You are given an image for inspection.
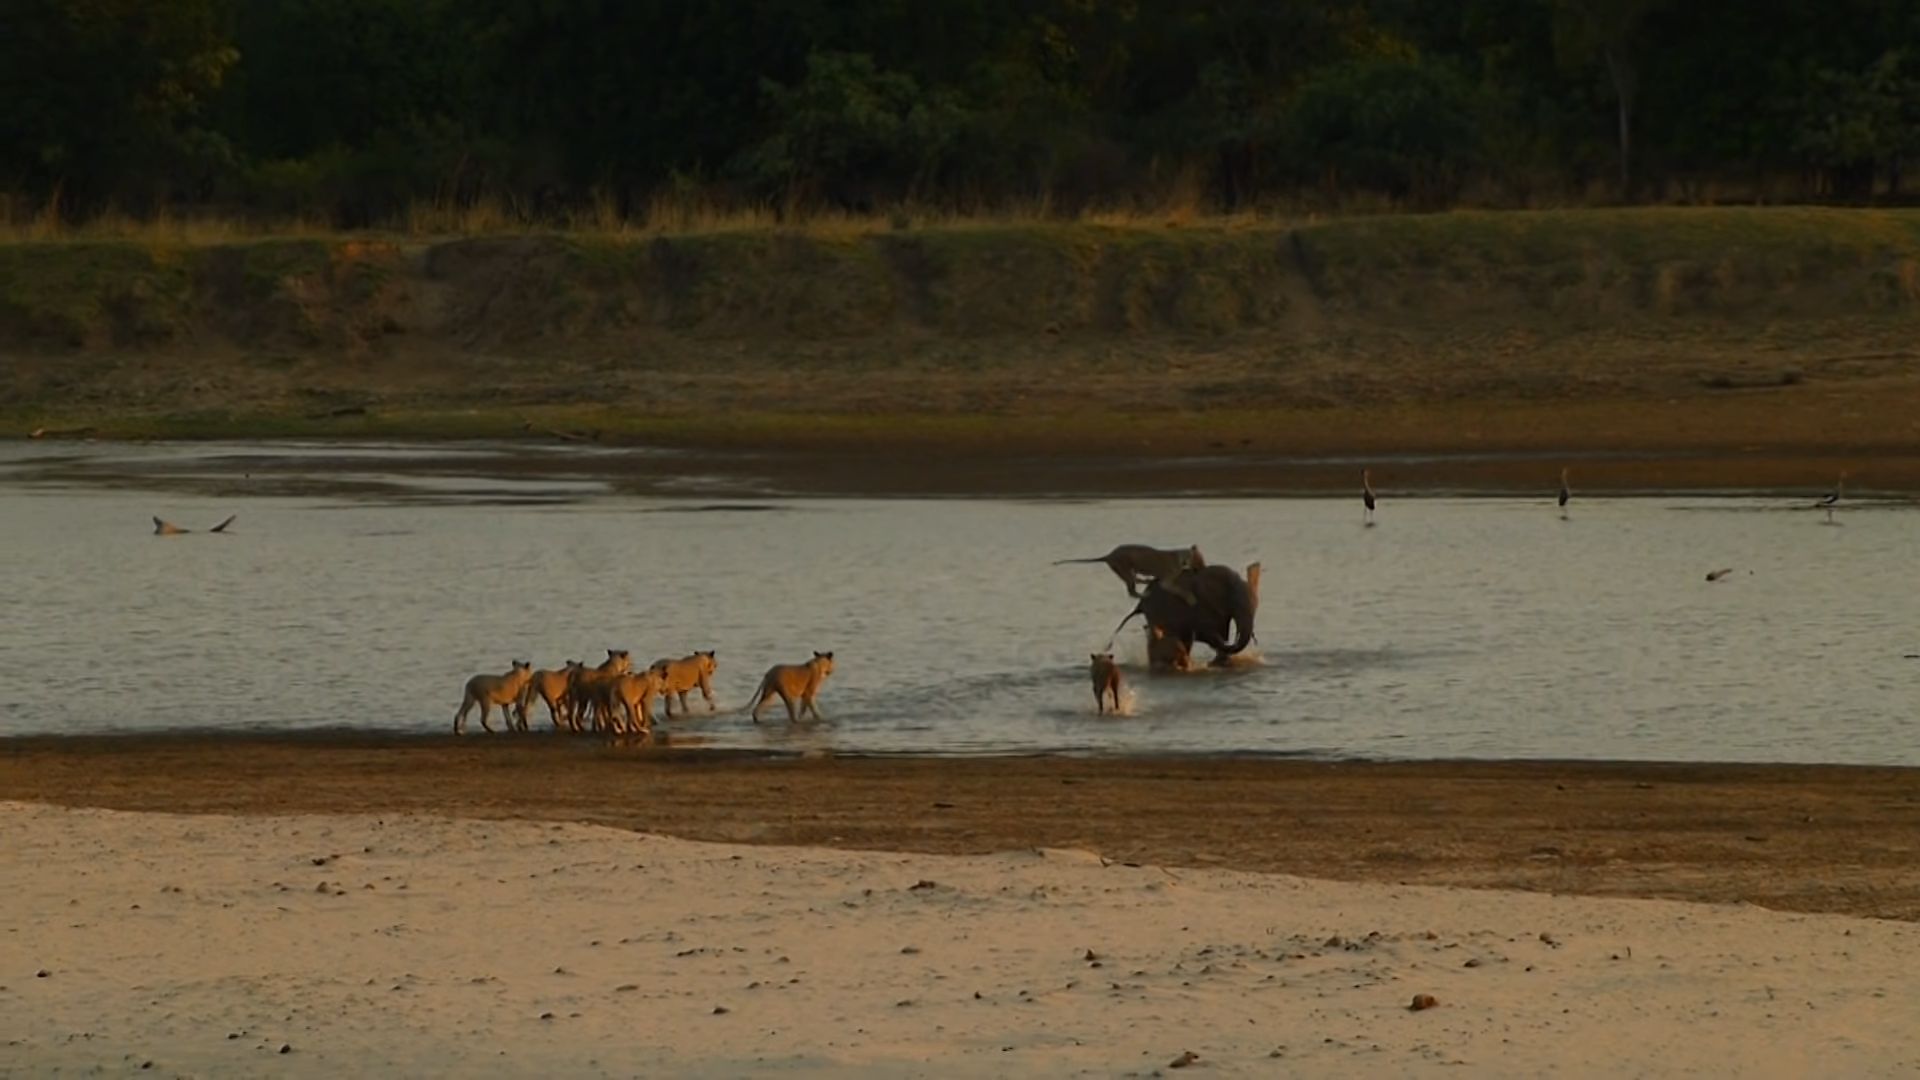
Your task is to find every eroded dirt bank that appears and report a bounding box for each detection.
[4,210,1919,486]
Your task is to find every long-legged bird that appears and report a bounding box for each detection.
[1814,472,1845,524]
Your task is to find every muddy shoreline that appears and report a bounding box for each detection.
[6,433,1917,498]
[7,734,1918,920]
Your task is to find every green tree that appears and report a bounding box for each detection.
[0,0,238,208]
[1794,50,1920,198]
[1552,0,1663,195]
[741,52,966,208]
[1281,54,1482,205]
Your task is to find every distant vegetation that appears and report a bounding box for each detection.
[2,0,1918,231]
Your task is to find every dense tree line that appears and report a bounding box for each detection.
[2,0,1917,224]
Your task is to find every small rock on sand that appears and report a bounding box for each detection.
[1410,994,1439,1011]
[1170,1049,1200,1068]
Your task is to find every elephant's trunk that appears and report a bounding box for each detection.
[1220,580,1255,656]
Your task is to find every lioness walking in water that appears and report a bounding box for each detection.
[650,651,718,717]
[605,667,667,736]
[569,650,632,732]
[455,660,534,735]
[1054,544,1204,603]
[748,652,835,724]
[1089,653,1124,714]
[523,660,584,732]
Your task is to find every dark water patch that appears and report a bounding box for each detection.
[642,503,789,514]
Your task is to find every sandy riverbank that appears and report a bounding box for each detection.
[3,800,1916,1077]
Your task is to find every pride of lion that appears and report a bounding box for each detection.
[453,648,839,737]
[452,539,1251,735]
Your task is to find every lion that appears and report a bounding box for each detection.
[1146,624,1193,672]
[604,667,667,736]
[1053,544,1204,603]
[522,660,584,732]
[748,651,835,724]
[1089,653,1124,714]
[650,650,718,718]
[569,649,632,732]
[454,660,534,735]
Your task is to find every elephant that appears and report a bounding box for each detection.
[1115,563,1260,666]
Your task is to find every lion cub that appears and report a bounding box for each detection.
[650,650,718,717]
[455,660,534,735]
[748,651,835,724]
[1089,653,1124,714]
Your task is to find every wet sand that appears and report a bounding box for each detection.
[8,432,1919,501]
[12,373,1920,496]
[6,735,1918,921]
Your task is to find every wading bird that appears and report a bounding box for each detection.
[1362,469,1377,526]
[1557,468,1571,520]
[1814,473,1845,524]
[152,514,237,536]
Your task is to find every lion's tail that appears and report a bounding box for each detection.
[736,675,770,717]
[1052,556,1109,566]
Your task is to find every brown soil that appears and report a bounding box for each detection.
[7,736,1918,921]
[6,216,1920,491]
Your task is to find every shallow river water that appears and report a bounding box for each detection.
[2,441,1915,763]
